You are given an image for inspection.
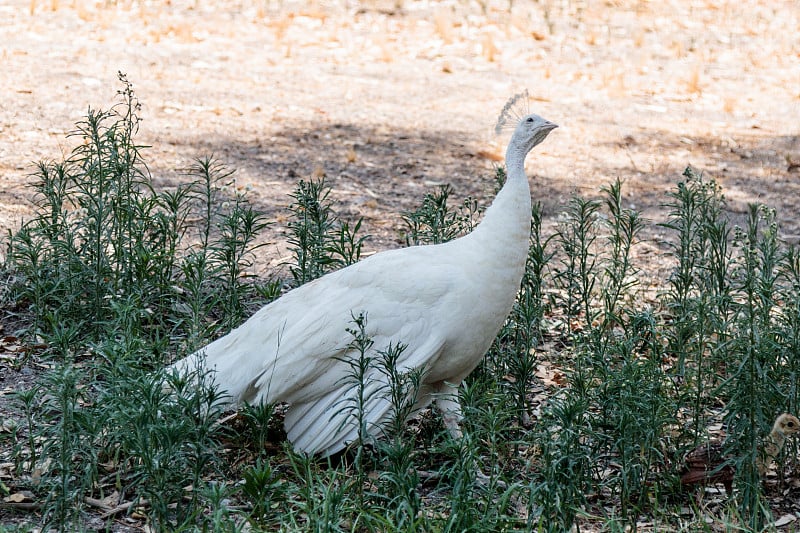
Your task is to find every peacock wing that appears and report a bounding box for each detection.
[263,251,457,455]
[281,327,447,456]
[199,246,456,404]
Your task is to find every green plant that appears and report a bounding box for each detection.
[196,481,247,532]
[212,187,270,329]
[14,386,39,476]
[501,202,553,425]
[553,195,600,334]
[778,245,800,416]
[337,312,378,496]
[590,310,673,521]
[287,176,336,284]
[286,175,368,285]
[723,205,784,528]
[530,393,591,532]
[6,74,269,358]
[38,364,99,530]
[660,167,734,441]
[3,75,268,531]
[241,458,285,527]
[40,343,226,530]
[599,178,643,328]
[286,450,355,533]
[238,401,277,453]
[402,183,480,245]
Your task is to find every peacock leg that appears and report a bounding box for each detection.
[433,383,464,439]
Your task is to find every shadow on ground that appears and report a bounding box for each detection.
[148,121,800,264]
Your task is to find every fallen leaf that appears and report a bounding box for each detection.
[4,492,32,503]
[476,149,503,162]
[536,363,567,387]
[101,490,120,508]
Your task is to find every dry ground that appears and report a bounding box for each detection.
[0,0,799,529]
[1,0,798,267]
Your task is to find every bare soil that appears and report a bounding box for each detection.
[1,1,799,261]
[1,0,799,529]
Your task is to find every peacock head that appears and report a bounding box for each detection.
[512,113,558,154]
[495,92,557,156]
[774,413,800,436]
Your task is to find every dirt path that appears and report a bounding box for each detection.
[1,0,799,270]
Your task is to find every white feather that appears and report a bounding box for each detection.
[169,100,557,456]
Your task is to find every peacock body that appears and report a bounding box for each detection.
[169,96,557,456]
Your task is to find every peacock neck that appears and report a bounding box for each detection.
[758,424,789,475]
[467,144,532,264]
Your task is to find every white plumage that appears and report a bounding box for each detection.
[169,97,557,456]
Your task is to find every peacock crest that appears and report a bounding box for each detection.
[494,90,530,135]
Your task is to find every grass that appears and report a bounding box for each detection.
[1,76,800,532]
